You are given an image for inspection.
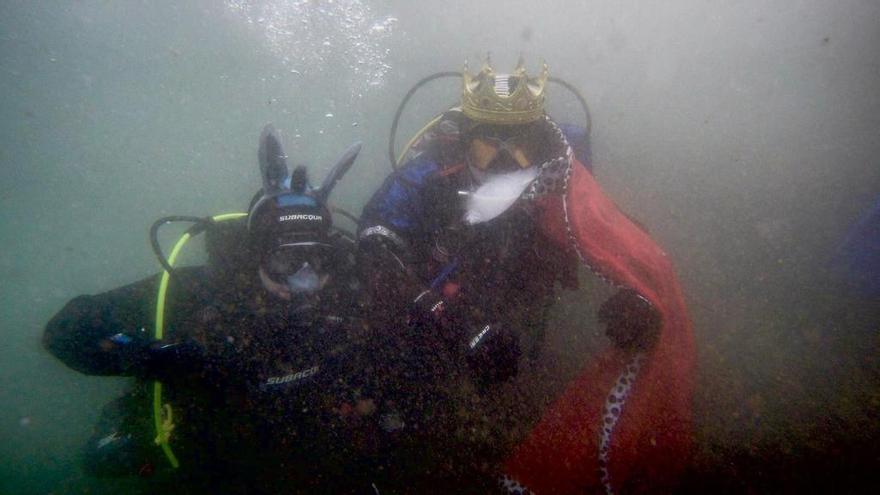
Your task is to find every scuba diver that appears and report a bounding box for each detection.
[359,57,697,493]
[42,125,381,493]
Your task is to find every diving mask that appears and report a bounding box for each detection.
[469,134,533,171]
[264,243,333,294]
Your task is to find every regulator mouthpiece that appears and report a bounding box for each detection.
[287,262,321,293]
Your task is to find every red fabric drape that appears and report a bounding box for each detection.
[504,163,696,493]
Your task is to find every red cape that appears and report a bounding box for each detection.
[503,163,696,493]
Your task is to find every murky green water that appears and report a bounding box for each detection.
[2,1,878,493]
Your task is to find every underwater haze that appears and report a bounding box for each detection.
[2,0,879,493]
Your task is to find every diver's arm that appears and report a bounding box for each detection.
[359,227,521,385]
[360,161,526,385]
[42,267,207,376]
[360,233,524,388]
[357,227,425,318]
[43,275,159,376]
[358,159,437,320]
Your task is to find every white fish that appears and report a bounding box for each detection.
[463,167,538,225]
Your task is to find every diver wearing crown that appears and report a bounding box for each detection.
[361,57,583,373]
[359,57,696,493]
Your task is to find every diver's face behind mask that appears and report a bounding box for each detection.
[466,124,542,175]
[259,243,333,301]
[469,135,531,171]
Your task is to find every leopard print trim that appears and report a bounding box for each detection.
[523,116,574,199]
[498,473,536,494]
[598,353,645,495]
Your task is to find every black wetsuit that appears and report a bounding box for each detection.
[43,225,378,493]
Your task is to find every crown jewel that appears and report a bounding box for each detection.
[461,56,548,125]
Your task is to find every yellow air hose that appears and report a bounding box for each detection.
[152,212,247,468]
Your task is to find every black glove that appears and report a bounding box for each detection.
[409,289,450,325]
[598,289,661,350]
[463,323,521,386]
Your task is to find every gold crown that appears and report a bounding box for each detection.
[461,56,549,125]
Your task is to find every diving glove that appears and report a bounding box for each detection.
[409,289,449,325]
[463,323,520,386]
[598,288,661,350]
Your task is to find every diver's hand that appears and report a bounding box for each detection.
[408,288,449,325]
[411,289,446,318]
[598,289,661,350]
[408,280,463,323]
[136,340,207,381]
[463,323,520,386]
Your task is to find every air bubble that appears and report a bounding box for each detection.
[226,0,396,96]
